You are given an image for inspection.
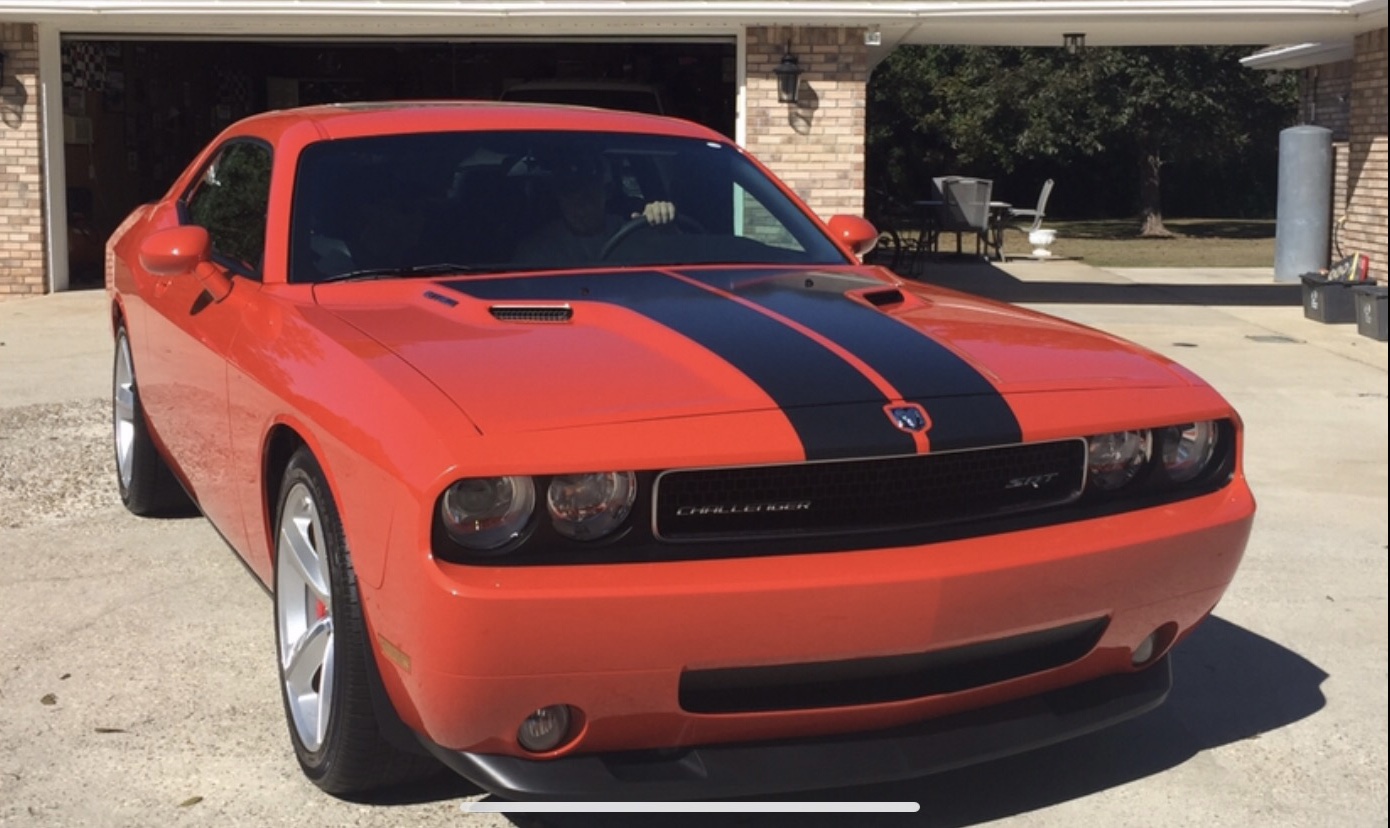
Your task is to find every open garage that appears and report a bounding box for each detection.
[58,36,736,286]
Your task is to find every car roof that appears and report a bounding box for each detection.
[234,100,717,143]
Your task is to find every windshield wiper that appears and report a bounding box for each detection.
[319,263,506,283]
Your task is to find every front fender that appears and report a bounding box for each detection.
[226,289,479,589]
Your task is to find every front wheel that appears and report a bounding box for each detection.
[273,447,436,795]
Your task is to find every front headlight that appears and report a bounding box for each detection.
[1161,421,1218,482]
[1086,430,1152,491]
[440,476,535,550]
[547,472,636,541]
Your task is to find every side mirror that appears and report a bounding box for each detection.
[827,215,879,258]
[137,225,233,302]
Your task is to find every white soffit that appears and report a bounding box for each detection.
[0,0,1385,44]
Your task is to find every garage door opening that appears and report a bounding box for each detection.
[59,37,736,287]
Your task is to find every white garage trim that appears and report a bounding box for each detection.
[735,26,747,147]
[38,22,68,294]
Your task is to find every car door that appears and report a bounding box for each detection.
[137,139,271,553]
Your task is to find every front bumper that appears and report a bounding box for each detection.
[364,481,1251,772]
[420,655,1172,800]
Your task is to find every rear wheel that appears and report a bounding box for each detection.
[112,324,192,516]
[273,447,437,795]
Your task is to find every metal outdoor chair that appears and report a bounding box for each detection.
[933,176,995,258]
[1004,178,1055,235]
[863,187,921,274]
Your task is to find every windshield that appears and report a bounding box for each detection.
[289,131,849,283]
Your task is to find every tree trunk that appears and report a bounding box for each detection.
[1138,149,1174,238]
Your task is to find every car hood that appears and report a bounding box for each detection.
[316,267,1194,456]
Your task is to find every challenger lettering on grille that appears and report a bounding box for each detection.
[1005,472,1061,490]
[676,501,813,517]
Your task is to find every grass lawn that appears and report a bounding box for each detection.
[996,218,1276,268]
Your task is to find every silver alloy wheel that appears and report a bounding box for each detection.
[113,333,137,491]
[276,481,336,753]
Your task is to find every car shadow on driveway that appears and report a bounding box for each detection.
[381,615,1326,826]
[907,260,1303,308]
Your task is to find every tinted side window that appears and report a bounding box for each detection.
[186,141,272,276]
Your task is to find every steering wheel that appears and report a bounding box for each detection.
[599,213,707,260]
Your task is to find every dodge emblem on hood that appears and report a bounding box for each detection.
[887,405,929,433]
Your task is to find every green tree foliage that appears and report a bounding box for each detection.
[867,45,1297,236]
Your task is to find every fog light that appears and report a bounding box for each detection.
[517,705,573,753]
[1132,633,1158,666]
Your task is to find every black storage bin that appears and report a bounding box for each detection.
[1353,284,1388,341]
[1301,275,1358,324]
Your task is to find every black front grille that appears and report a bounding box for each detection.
[680,617,1109,713]
[655,439,1086,540]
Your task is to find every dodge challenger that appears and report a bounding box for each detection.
[106,101,1255,800]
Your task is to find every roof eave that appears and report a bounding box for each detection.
[1240,39,1356,66]
[1,0,1385,45]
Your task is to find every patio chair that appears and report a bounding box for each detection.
[1004,178,1055,235]
[932,176,994,258]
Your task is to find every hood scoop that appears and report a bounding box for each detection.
[488,303,574,324]
[861,287,905,308]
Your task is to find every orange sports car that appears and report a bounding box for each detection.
[106,102,1254,800]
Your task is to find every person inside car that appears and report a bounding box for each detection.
[515,151,676,265]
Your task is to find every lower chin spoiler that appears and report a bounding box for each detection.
[417,655,1172,801]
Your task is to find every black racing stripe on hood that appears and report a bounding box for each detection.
[440,273,916,460]
[678,269,1022,451]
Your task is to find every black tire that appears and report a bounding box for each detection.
[272,447,438,796]
[112,324,193,517]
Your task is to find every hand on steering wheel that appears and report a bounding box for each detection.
[600,205,706,260]
[636,201,677,226]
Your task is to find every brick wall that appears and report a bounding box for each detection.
[1341,27,1388,279]
[745,26,868,220]
[1300,60,1353,141]
[0,23,48,298]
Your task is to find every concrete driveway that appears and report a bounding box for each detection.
[0,263,1385,828]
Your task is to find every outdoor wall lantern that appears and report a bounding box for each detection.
[774,44,803,104]
[1063,33,1086,55]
